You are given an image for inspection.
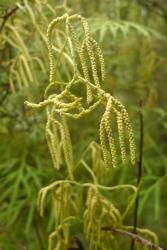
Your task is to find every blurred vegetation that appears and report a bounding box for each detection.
[0,0,167,249]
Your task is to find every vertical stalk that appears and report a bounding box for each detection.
[130,100,144,250]
[34,214,45,250]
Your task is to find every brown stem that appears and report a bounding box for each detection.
[131,100,144,250]
[102,227,164,250]
[0,5,18,32]
[34,215,45,250]
[0,85,9,105]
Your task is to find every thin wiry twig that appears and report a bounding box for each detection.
[131,100,144,249]
[34,215,45,250]
[0,85,9,105]
[102,227,164,250]
[0,6,18,32]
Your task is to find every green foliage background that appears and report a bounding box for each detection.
[0,0,167,249]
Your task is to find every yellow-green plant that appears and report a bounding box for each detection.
[25,13,161,250]
[1,0,73,93]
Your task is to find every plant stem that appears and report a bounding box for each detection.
[130,100,144,250]
[102,227,164,250]
[34,215,45,250]
[0,5,18,32]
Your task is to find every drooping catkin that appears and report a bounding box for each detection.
[90,142,106,184]
[59,116,74,180]
[80,17,101,87]
[99,95,136,167]
[68,22,80,52]
[10,65,22,90]
[116,111,127,164]
[99,118,111,168]
[111,96,136,164]
[53,182,75,224]
[38,187,47,217]
[48,224,69,250]
[68,19,94,103]
[86,37,101,87]
[24,13,137,250]
[80,40,93,103]
[66,17,78,73]
[89,37,105,82]
[104,98,117,168]
[19,60,29,87]
[84,186,121,250]
[20,55,33,82]
[47,15,67,83]
[46,118,61,170]
[25,13,136,174]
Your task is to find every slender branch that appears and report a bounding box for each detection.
[0,6,18,32]
[102,227,164,250]
[0,85,9,105]
[33,215,45,250]
[131,100,144,250]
